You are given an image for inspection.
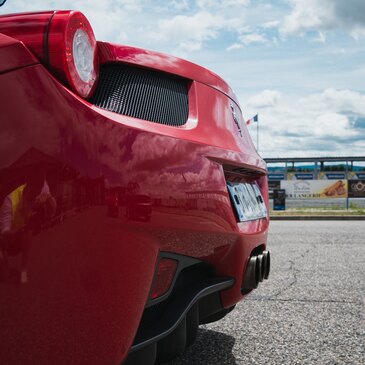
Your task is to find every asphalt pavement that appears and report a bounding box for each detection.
[168,221,365,365]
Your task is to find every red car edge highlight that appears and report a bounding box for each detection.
[0,10,270,365]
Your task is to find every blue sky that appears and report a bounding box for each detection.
[2,0,365,158]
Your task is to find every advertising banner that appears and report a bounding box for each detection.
[281,180,348,199]
[318,172,346,180]
[347,172,365,180]
[348,180,365,198]
[287,173,314,180]
[268,173,285,180]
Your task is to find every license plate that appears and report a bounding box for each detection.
[227,182,267,222]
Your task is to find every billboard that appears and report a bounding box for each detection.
[348,180,365,198]
[281,180,348,199]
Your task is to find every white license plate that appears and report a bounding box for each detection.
[227,182,267,222]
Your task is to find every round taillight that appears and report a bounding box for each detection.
[48,11,98,98]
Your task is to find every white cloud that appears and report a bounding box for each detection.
[244,89,365,157]
[169,0,190,10]
[227,43,244,51]
[238,32,268,46]
[197,0,250,8]
[262,20,280,29]
[247,90,282,108]
[281,0,365,39]
[311,112,352,138]
[350,27,365,41]
[227,32,269,49]
[157,11,229,52]
[298,89,365,115]
[312,32,326,43]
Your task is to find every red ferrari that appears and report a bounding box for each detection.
[0,10,270,365]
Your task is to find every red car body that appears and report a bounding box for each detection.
[0,10,269,365]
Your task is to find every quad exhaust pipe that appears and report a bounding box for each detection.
[242,251,270,290]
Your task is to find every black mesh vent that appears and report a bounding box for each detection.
[90,63,189,126]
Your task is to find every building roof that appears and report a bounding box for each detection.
[264,157,365,163]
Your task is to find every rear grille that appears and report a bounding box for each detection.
[90,63,189,126]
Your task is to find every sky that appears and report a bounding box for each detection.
[1,0,365,158]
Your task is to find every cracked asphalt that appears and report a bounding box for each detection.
[168,221,365,365]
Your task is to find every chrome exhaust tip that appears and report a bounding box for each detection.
[242,256,259,290]
[262,251,270,280]
[242,250,271,291]
[257,254,264,283]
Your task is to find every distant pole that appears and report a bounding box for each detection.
[346,161,349,210]
[257,118,259,152]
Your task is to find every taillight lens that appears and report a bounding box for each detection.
[150,258,178,300]
[0,11,98,98]
[48,11,98,98]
